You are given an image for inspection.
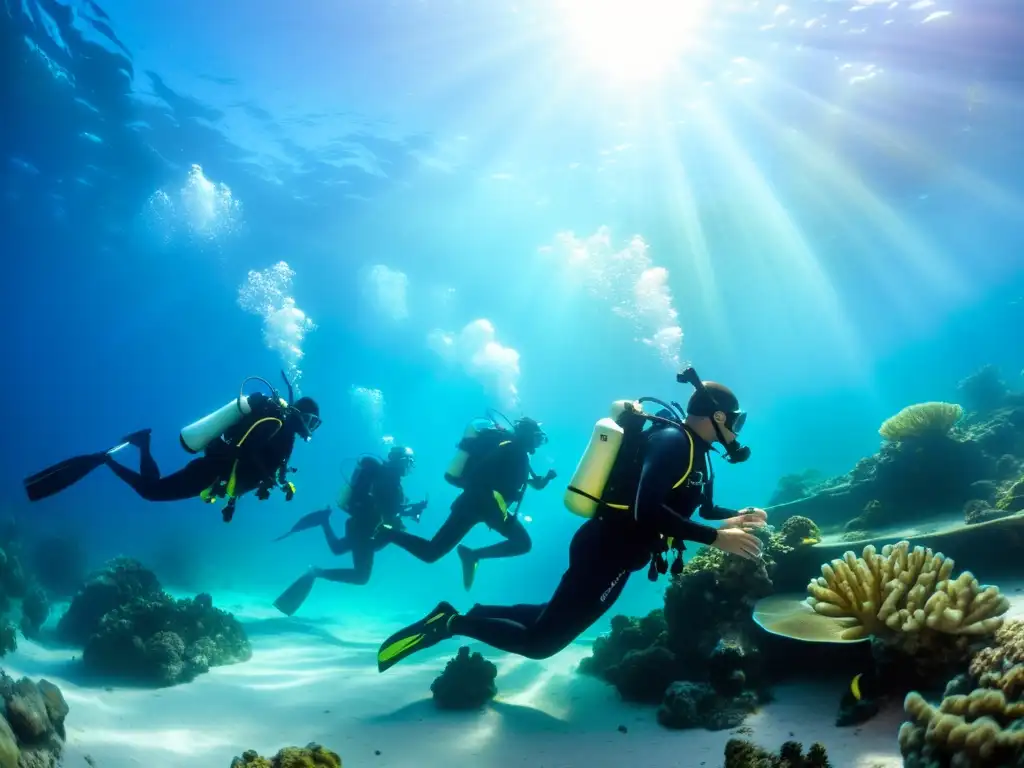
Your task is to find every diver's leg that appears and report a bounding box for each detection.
[464,603,546,625]
[106,455,223,502]
[315,533,375,586]
[322,517,355,557]
[383,496,476,564]
[125,428,159,481]
[468,515,532,562]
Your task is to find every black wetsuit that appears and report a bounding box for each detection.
[105,393,296,502]
[448,424,737,659]
[384,437,545,565]
[315,458,420,586]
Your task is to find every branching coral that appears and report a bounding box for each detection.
[879,402,964,442]
[969,619,1024,700]
[899,689,1024,765]
[806,541,1008,648]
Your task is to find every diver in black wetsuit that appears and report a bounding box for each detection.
[379,417,557,590]
[271,446,429,616]
[376,369,766,672]
[24,374,321,523]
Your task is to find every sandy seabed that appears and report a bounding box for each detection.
[3,594,907,768]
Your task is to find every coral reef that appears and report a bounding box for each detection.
[806,541,1007,662]
[879,402,964,442]
[963,498,1014,526]
[724,738,831,767]
[56,556,162,645]
[430,646,497,710]
[777,516,821,548]
[996,476,1024,512]
[658,681,758,730]
[899,619,1024,765]
[82,592,251,686]
[229,744,341,767]
[580,527,798,728]
[0,530,51,655]
[0,670,69,768]
[768,367,1024,530]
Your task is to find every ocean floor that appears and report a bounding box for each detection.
[2,592,909,768]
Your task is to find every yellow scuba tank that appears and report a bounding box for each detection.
[564,400,641,518]
[444,418,500,487]
[180,396,253,454]
[336,482,352,511]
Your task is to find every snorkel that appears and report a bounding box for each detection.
[677,367,751,464]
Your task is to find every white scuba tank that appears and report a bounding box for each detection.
[180,396,252,454]
[444,419,489,487]
[565,400,643,519]
[336,482,352,512]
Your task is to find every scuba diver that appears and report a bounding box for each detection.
[23,373,321,522]
[377,415,557,591]
[376,368,766,673]
[271,444,429,616]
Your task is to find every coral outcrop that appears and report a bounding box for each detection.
[724,738,831,767]
[230,744,341,767]
[580,526,796,728]
[879,402,964,442]
[806,541,1007,662]
[82,592,251,686]
[768,471,825,507]
[777,515,821,548]
[0,670,69,768]
[430,646,497,710]
[56,556,162,645]
[768,366,1024,531]
[0,528,52,654]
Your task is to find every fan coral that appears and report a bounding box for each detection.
[878,402,964,442]
[806,541,1008,649]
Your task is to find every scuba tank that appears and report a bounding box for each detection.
[564,400,641,518]
[337,456,383,514]
[444,417,506,488]
[180,396,253,454]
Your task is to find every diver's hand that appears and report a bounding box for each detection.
[544,469,557,481]
[711,528,762,561]
[722,508,767,531]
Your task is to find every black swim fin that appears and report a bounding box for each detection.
[23,433,141,503]
[457,546,478,591]
[273,571,317,616]
[273,507,331,542]
[377,601,457,673]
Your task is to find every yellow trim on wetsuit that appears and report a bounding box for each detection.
[493,491,508,521]
[203,416,284,501]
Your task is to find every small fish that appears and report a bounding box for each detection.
[801,537,821,546]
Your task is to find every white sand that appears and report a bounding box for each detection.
[2,595,905,768]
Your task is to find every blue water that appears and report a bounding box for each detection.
[3,0,1024,628]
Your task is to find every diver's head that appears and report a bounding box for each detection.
[387,445,415,476]
[290,396,322,441]
[684,382,749,462]
[513,416,548,455]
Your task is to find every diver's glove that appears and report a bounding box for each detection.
[281,481,296,501]
[256,481,273,501]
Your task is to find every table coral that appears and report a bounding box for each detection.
[879,402,964,442]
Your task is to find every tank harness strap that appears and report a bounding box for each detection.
[202,416,284,521]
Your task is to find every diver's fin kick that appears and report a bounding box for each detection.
[457,546,477,591]
[22,430,151,502]
[273,507,331,542]
[273,571,317,616]
[377,601,457,673]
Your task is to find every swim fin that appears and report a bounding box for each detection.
[23,434,137,503]
[273,571,317,616]
[457,546,478,591]
[377,601,457,673]
[273,507,331,542]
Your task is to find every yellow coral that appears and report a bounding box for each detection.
[969,619,1024,700]
[900,690,1024,763]
[805,541,1008,644]
[878,402,964,442]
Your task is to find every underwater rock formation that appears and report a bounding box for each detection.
[0,670,69,768]
[20,584,50,639]
[0,532,51,654]
[579,527,807,727]
[430,646,498,710]
[56,556,162,645]
[768,470,825,507]
[724,738,831,767]
[82,592,251,686]
[768,369,1024,531]
[229,743,341,767]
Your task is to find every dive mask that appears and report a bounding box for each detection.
[295,411,322,440]
[677,367,751,464]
